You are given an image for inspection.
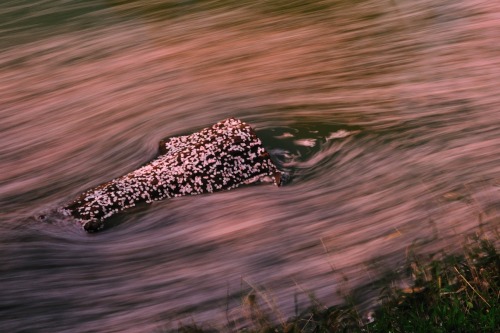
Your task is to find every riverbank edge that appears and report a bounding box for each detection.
[168,231,499,332]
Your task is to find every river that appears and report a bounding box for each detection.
[1,1,499,332]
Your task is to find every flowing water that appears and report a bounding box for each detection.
[1,1,500,332]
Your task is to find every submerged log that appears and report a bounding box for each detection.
[62,118,282,231]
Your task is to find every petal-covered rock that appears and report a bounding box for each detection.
[62,118,282,231]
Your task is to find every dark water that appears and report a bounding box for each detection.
[1,1,500,332]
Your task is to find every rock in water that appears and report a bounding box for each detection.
[62,118,282,231]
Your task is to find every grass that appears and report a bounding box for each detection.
[368,235,499,333]
[168,232,499,332]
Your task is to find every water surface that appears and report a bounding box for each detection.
[1,1,500,332]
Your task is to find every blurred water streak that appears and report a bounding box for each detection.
[1,1,500,332]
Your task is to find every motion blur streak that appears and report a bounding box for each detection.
[1,1,499,332]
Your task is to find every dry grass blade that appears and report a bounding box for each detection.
[454,266,491,308]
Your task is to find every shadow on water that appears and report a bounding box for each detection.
[257,121,363,181]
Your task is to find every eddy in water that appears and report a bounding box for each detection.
[61,118,282,232]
